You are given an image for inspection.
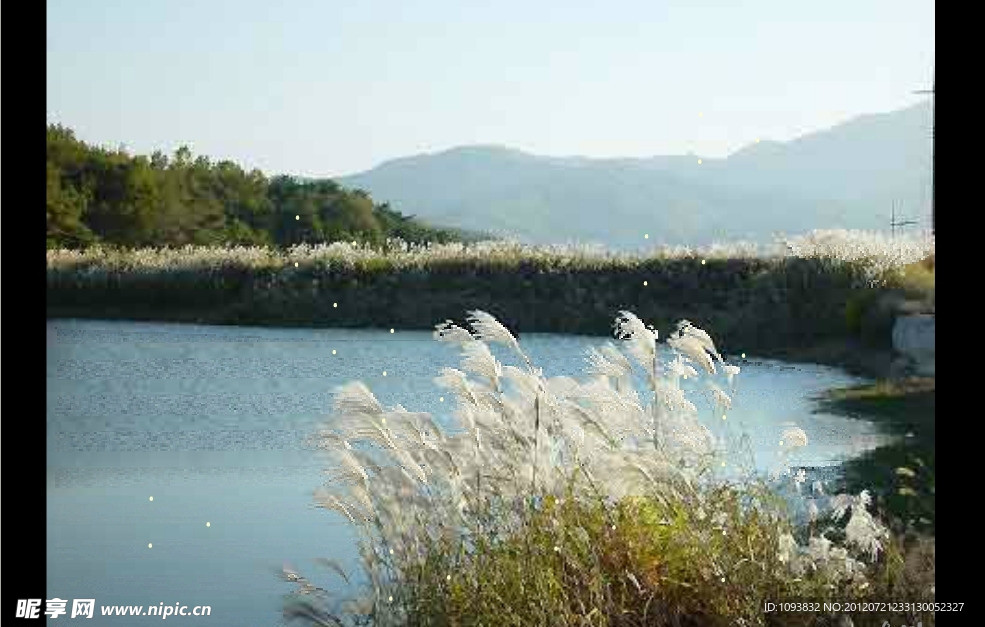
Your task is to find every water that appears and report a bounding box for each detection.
[47,319,888,625]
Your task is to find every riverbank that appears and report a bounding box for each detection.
[813,377,935,533]
[49,249,929,382]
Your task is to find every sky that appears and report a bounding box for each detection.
[47,0,934,178]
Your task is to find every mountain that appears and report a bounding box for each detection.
[335,102,933,248]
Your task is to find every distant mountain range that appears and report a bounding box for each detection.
[335,101,933,249]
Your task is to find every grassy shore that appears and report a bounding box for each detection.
[47,233,934,379]
[813,378,936,534]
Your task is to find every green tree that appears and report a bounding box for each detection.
[47,160,95,248]
[45,123,468,250]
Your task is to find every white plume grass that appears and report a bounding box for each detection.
[303,309,899,620]
[614,311,657,372]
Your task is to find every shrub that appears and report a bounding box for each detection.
[285,311,934,626]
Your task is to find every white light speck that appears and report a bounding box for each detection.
[295,215,300,220]
[697,159,703,165]
[643,280,648,286]
[333,302,338,308]
[701,259,706,265]
[206,522,211,527]
[382,371,387,377]
[149,496,154,502]
[390,329,394,334]
[644,233,649,239]
[148,543,153,549]
[294,262,298,268]
[439,396,444,402]
[332,349,337,355]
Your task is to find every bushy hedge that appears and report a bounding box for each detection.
[48,254,899,353]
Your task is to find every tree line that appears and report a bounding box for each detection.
[46,124,472,249]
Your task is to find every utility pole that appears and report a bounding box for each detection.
[891,200,917,264]
[914,71,934,235]
[890,200,917,240]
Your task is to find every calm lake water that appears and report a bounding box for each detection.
[47,319,888,625]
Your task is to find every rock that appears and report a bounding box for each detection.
[892,314,935,377]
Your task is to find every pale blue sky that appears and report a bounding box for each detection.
[47,0,934,177]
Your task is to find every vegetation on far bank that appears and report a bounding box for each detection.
[282,311,934,626]
[47,231,934,378]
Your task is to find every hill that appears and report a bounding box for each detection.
[337,102,933,248]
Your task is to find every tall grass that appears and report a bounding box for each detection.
[284,310,934,626]
[48,229,934,277]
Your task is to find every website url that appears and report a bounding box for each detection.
[100,604,212,619]
[15,599,212,620]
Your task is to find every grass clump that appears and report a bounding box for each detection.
[389,485,932,627]
[281,310,933,626]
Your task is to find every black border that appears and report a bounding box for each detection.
[5,0,50,617]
